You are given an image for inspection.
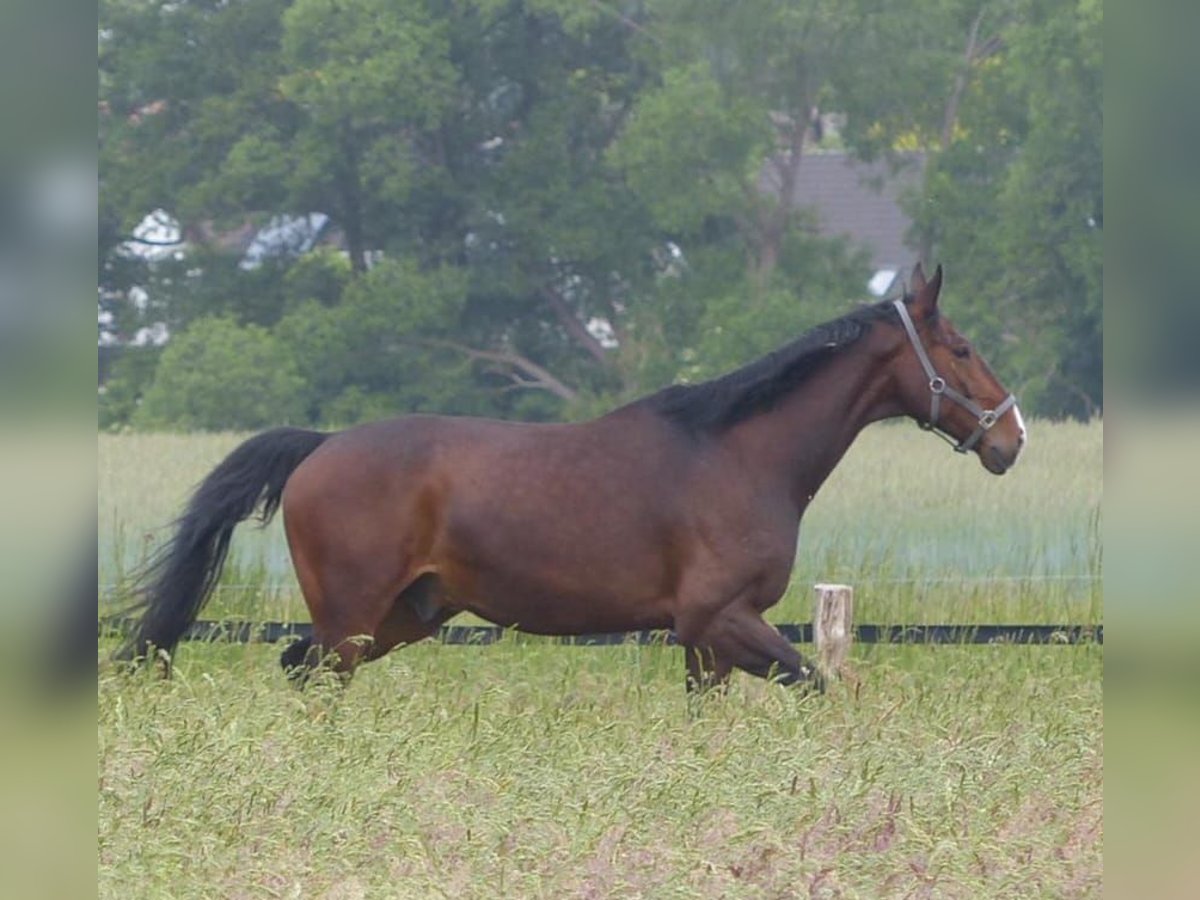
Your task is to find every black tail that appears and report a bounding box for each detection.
[114,427,329,665]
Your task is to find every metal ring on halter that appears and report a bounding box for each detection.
[929,377,946,394]
[979,410,998,429]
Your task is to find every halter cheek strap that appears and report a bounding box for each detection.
[891,299,1017,454]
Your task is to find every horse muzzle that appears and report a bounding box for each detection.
[979,421,1026,474]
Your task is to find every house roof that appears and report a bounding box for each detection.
[761,151,925,274]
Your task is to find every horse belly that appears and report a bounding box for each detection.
[466,583,671,636]
[436,515,676,635]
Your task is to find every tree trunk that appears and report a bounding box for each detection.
[337,129,368,275]
[752,109,809,291]
[539,285,615,371]
[920,8,1002,264]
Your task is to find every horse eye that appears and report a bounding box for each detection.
[951,346,970,360]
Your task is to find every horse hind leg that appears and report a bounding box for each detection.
[281,572,396,688]
[280,634,315,686]
[366,573,457,661]
[283,513,415,685]
[279,630,373,688]
[280,573,455,687]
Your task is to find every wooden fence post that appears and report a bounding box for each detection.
[813,583,853,677]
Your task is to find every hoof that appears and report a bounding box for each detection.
[795,664,827,695]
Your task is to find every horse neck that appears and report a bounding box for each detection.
[722,340,901,512]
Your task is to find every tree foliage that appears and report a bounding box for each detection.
[134,317,306,430]
[99,0,1101,430]
[902,0,1102,418]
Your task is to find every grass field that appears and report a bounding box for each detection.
[99,642,1101,898]
[98,419,1102,898]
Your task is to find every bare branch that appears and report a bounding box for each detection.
[941,7,988,151]
[539,285,615,370]
[922,7,999,263]
[413,337,578,402]
[975,33,1005,62]
[586,0,660,44]
[121,234,183,248]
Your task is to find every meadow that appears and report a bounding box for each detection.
[98,419,1102,898]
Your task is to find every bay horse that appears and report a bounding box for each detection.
[116,263,1025,692]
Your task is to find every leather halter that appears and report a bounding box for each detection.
[891,299,1016,454]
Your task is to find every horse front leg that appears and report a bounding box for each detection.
[683,607,825,695]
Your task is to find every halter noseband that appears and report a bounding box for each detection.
[891,299,1016,454]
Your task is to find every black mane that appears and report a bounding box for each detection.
[646,296,908,433]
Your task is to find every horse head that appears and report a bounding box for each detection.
[889,263,1027,474]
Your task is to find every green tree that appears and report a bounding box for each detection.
[609,0,927,380]
[99,0,1100,428]
[134,317,307,430]
[100,0,458,273]
[98,347,162,432]
[100,1,663,423]
[906,0,1102,418]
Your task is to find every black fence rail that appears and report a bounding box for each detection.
[98,618,1102,646]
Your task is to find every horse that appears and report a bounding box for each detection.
[115,263,1025,692]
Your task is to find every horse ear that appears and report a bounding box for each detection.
[928,264,943,308]
[910,262,927,293]
[912,263,943,316]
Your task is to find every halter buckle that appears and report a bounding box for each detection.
[979,410,998,429]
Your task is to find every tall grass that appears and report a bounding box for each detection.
[98,640,1102,898]
[99,419,1101,627]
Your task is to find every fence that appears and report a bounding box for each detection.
[99,585,1102,663]
[98,618,1102,645]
